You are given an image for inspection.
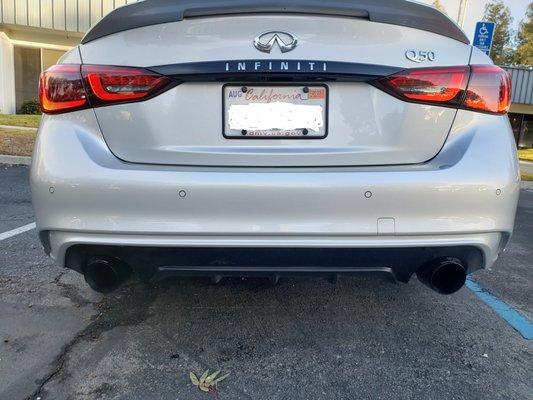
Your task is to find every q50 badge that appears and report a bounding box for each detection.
[405,50,436,63]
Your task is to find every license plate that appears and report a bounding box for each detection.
[223,85,328,139]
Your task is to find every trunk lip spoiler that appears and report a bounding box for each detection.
[82,0,469,45]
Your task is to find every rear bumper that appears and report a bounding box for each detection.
[31,109,520,275]
[55,232,497,283]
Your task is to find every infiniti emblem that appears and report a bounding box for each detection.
[253,31,298,53]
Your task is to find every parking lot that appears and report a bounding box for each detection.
[0,164,531,400]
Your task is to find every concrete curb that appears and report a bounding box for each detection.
[0,155,31,166]
[0,125,37,131]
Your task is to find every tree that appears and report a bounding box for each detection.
[432,0,447,15]
[483,1,514,65]
[513,2,533,65]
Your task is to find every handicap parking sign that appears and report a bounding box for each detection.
[473,22,496,56]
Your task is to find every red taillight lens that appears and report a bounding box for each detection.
[374,65,511,115]
[82,65,172,103]
[377,66,469,105]
[39,65,87,114]
[39,64,174,114]
[463,65,511,114]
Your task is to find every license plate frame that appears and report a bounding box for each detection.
[222,84,329,140]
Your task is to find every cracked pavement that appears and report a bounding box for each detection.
[0,165,532,400]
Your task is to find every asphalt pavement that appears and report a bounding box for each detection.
[0,165,531,400]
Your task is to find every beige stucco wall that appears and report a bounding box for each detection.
[510,103,533,116]
[42,48,66,70]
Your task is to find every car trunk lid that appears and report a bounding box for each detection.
[79,13,472,167]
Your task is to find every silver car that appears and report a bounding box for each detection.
[31,0,520,295]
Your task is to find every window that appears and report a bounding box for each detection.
[14,46,40,112]
[510,113,533,149]
[14,46,67,112]
[518,115,533,149]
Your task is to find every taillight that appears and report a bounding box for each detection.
[376,66,469,106]
[39,65,88,114]
[39,64,174,114]
[463,66,512,114]
[373,65,511,115]
[82,65,173,104]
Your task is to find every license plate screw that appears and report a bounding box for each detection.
[241,86,248,93]
[303,87,309,93]
[302,128,309,135]
[241,129,248,135]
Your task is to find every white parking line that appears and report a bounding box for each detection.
[0,223,36,242]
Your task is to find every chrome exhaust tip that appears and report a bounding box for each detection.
[416,257,466,295]
[83,257,131,293]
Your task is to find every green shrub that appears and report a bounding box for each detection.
[19,99,41,115]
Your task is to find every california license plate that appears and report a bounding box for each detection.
[223,85,328,139]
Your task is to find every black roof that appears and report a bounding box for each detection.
[82,0,469,45]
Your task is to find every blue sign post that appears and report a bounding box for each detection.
[473,21,496,56]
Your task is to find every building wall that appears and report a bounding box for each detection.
[42,48,65,70]
[505,67,533,149]
[0,31,15,114]
[505,67,533,106]
[0,0,138,33]
[1,0,140,113]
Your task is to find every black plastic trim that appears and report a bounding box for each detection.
[149,60,403,82]
[82,0,469,45]
[65,245,484,284]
